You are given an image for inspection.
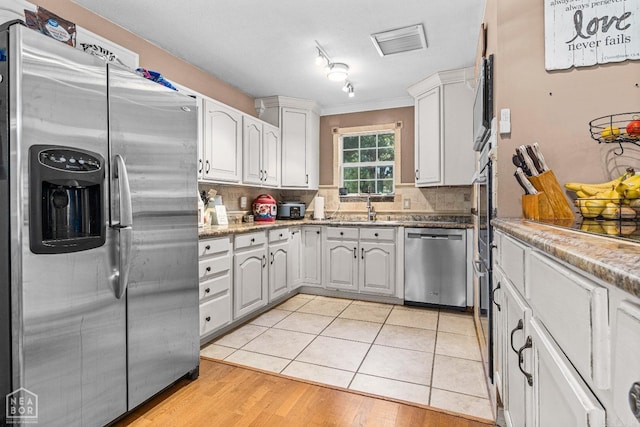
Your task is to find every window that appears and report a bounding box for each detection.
[341,131,395,194]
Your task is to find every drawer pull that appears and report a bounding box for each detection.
[205,245,210,250]
[510,319,524,354]
[629,382,640,421]
[316,230,320,235]
[205,316,211,322]
[374,232,379,237]
[279,233,283,238]
[340,232,344,236]
[251,238,255,243]
[517,336,533,386]
[491,281,502,311]
[205,288,210,294]
[206,266,211,272]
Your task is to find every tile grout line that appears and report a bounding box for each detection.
[345,301,396,389]
[428,308,441,407]
[278,297,356,375]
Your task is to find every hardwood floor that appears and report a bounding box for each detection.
[113,358,495,427]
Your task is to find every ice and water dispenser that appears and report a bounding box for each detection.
[29,145,105,253]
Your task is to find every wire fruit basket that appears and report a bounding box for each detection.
[589,112,640,155]
[575,197,640,221]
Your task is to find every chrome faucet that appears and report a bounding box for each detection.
[366,194,376,221]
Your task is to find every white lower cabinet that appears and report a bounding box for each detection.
[301,226,322,287]
[288,227,302,289]
[494,230,617,427]
[612,301,640,427]
[233,231,268,319]
[198,237,232,339]
[323,227,396,295]
[529,318,605,427]
[268,228,289,302]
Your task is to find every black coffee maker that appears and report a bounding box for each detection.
[29,145,105,254]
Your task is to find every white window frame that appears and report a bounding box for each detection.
[340,131,395,195]
[332,122,402,196]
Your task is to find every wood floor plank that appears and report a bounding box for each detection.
[113,359,495,427]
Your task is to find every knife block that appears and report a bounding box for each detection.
[525,170,575,220]
[522,193,555,220]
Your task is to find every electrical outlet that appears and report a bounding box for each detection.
[403,198,411,209]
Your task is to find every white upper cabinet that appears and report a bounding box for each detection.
[408,68,475,187]
[202,98,242,183]
[255,96,319,189]
[243,116,280,187]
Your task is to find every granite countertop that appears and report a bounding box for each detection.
[492,218,640,298]
[199,216,472,238]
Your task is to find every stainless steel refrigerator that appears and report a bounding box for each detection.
[0,23,199,426]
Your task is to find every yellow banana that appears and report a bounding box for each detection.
[624,188,640,199]
[575,190,589,198]
[565,169,636,193]
[581,184,613,197]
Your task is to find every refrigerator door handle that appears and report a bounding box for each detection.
[113,154,133,299]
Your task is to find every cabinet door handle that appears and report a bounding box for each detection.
[264,170,268,181]
[492,281,502,311]
[517,336,533,386]
[270,252,274,265]
[205,160,210,173]
[205,288,210,294]
[510,319,524,354]
[353,247,357,258]
[316,230,320,234]
[415,169,419,180]
[306,174,309,184]
[629,382,640,421]
[262,254,266,268]
[198,159,203,173]
[361,248,364,259]
[205,316,211,322]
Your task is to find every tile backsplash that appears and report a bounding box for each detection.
[199,183,472,221]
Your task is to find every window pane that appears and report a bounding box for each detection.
[378,133,394,147]
[377,165,393,179]
[343,150,358,163]
[379,180,394,194]
[360,166,375,179]
[378,147,394,161]
[343,136,359,149]
[361,135,376,148]
[360,149,376,162]
[360,181,375,194]
[344,167,358,180]
[344,181,359,194]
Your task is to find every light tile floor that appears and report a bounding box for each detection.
[200,294,494,420]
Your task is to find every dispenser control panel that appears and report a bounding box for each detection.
[38,148,102,172]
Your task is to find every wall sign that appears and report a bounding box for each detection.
[545,0,640,70]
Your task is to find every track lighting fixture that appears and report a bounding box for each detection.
[315,41,356,97]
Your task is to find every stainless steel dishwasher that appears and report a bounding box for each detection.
[404,228,467,309]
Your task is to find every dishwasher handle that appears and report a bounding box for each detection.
[407,232,463,240]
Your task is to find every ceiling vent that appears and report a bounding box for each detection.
[370,24,427,57]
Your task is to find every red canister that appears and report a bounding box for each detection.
[252,194,277,222]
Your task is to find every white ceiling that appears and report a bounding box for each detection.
[72,0,486,116]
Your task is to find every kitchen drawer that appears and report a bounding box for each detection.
[499,233,526,296]
[199,293,231,338]
[268,228,290,243]
[199,272,231,302]
[359,227,395,242]
[527,251,609,389]
[198,255,231,281]
[235,231,267,250]
[612,300,640,426]
[325,227,359,240]
[199,236,231,258]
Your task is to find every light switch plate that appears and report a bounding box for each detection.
[500,108,511,134]
[403,198,411,209]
